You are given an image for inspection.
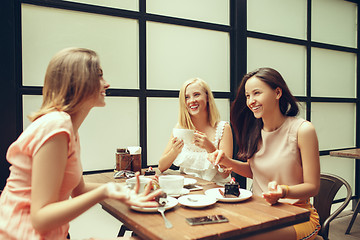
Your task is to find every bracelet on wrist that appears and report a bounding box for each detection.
[280,185,289,198]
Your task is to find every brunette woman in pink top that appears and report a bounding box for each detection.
[0,48,161,240]
[208,68,321,240]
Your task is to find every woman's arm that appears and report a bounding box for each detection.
[31,132,107,233]
[158,136,183,172]
[30,133,160,234]
[217,123,234,178]
[208,150,253,178]
[262,121,320,204]
[218,123,233,158]
[290,121,320,198]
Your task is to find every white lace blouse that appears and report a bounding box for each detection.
[173,121,231,185]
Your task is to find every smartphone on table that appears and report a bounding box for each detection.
[186,214,229,226]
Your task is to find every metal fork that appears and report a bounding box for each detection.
[157,207,173,229]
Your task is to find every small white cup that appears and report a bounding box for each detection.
[159,175,184,195]
[173,128,194,144]
[126,176,151,193]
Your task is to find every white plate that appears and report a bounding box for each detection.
[178,194,217,208]
[130,196,178,212]
[184,178,197,186]
[205,188,252,202]
[168,188,190,197]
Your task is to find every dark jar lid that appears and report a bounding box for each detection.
[116,148,129,154]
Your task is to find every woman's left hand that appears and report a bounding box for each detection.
[194,131,216,152]
[262,181,283,205]
[105,172,162,208]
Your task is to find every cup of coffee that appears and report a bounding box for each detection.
[126,176,151,193]
[172,128,194,144]
[159,175,184,195]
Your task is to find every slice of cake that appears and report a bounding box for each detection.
[144,166,156,176]
[155,192,168,206]
[224,177,240,198]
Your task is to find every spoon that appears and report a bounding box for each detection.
[187,197,198,202]
[216,164,224,173]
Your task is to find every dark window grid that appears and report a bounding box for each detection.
[18,0,235,170]
[15,0,360,180]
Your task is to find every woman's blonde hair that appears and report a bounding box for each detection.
[178,77,220,129]
[29,47,101,121]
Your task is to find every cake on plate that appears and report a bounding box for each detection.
[144,166,156,176]
[224,177,240,197]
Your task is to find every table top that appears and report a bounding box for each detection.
[84,171,310,240]
[330,148,360,159]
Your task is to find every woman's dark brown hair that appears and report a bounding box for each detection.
[230,67,299,161]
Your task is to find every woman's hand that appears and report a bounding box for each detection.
[170,137,184,155]
[194,131,216,153]
[105,172,162,208]
[208,150,227,166]
[221,166,233,174]
[262,181,284,205]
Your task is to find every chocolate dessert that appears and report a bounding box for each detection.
[155,192,168,206]
[144,166,156,176]
[224,177,240,197]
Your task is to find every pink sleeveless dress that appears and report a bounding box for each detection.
[250,117,305,203]
[0,111,82,240]
[249,117,320,239]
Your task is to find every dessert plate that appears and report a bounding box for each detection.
[130,196,178,212]
[184,178,197,186]
[205,188,252,203]
[178,194,217,208]
[168,188,190,197]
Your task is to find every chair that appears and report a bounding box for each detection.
[313,173,352,240]
[345,196,360,234]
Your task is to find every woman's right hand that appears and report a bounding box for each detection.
[170,137,184,155]
[208,150,228,167]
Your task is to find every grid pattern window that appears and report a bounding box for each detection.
[246,0,358,201]
[19,0,231,171]
[2,0,357,197]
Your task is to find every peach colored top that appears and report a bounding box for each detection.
[249,117,306,204]
[0,111,82,240]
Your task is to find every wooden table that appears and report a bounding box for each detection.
[330,148,360,205]
[330,148,360,234]
[84,172,310,240]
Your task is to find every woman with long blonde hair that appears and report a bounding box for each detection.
[159,78,233,185]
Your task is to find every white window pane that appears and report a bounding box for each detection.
[312,0,357,48]
[247,0,307,39]
[215,99,230,122]
[23,96,139,171]
[22,4,139,89]
[311,103,355,150]
[22,95,42,130]
[321,155,355,197]
[311,48,356,98]
[147,22,230,92]
[62,0,138,11]
[147,98,179,166]
[80,97,139,171]
[147,0,229,25]
[298,102,306,120]
[247,38,306,96]
[147,97,230,166]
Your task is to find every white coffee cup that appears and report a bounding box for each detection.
[126,176,151,193]
[159,175,184,195]
[173,128,194,144]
